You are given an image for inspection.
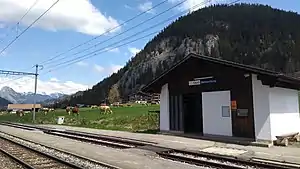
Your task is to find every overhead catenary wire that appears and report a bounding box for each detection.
[0,0,40,44]
[41,0,241,75]
[43,2,208,70]
[0,0,60,56]
[41,0,215,74]
[39,0,170,65]
[0,0,241,86]
[42,31,159,76]
[42,0,194,67]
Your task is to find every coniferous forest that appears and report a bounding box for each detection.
[54,3,300,107]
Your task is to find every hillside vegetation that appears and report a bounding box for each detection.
[0,105,159,132]
[56,3,300,106]
[0,97,11,108]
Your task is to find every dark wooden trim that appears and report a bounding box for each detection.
[142,53,300,93]
[249,74,256,140]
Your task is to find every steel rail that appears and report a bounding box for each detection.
[158,149,300,169]
[0,148,36,169]
[1,121,155,148]
[0,136,83,169]
[0,131,121,169]
[2,122,300,169]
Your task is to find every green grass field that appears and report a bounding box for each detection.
[0,104,160,133]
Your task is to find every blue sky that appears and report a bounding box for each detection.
[0,0,299,95]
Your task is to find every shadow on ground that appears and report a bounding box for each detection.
[134,129,159,134]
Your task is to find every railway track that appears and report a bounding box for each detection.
[1,121,155,149]
[0,136,84,169]
[0,131,120,169]
[2,122,300,169]
[157,149,300,169]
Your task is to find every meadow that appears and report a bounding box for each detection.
[0,104,160,133]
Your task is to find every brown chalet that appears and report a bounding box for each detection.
[7,104,42,112]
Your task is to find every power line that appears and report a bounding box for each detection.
[0,0,60,56]
[42,0,192,67]
[41,0,214,74]
[18,0,40,24]
[39,0,170,65]
[41,0,241,75]
[0,0,40,44]
[44,3,204,69]
[42,31,160,75]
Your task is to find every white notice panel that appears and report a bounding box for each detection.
[202,91,232,136]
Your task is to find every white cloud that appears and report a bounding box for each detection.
[108,64,123,74]
[168,0,227,12]
[124,4,134,10]
[94,64,104,73]
[76,61,88,66]
[0,0,120,36]
[105,47,120,53]
[49,77,59,82]
[128,47,141,56]
[138,1,155,14]
[0,76,89,95]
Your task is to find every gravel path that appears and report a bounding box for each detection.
[0,152,25,169]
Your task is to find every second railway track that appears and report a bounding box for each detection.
[2,122,300,169]
[0,131,121,169]
[0,136,82,169]
[1,121,155,149]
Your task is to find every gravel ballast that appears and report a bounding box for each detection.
[0,152,26,169]
[168,152,259,169]
[0,132,114,169]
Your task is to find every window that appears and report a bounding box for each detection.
[222,106,230,117]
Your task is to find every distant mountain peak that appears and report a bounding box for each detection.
[0,86,68,104]
[1,86,16,93]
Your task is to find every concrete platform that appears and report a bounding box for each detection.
[39,124,300,165]
[0,125,207,169]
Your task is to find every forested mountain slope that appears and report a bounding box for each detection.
[56,3,300,106]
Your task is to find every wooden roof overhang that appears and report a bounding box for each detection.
[142,53,300,93]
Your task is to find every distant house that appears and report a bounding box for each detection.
[7,104,42,112]
[129,91,151,102]
[76,104,85,108]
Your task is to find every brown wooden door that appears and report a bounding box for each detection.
[231,109,255,139]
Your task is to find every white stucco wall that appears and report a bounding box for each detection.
[202,91,232,136]
[160,83,170,131]
[252,74,300,141]
[252,74,272,141]
[269,87,300,140]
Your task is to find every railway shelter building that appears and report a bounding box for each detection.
[142,53,300,142]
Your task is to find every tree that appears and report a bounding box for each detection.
[108,84,120,104]
[56,4,300,106]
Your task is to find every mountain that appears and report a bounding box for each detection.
[56,3,300,106]
[0,97,11,108]
[0,86,67,104]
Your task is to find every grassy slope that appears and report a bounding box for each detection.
[0,104,159,133]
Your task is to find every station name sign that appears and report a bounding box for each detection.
[188,76,216,86]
